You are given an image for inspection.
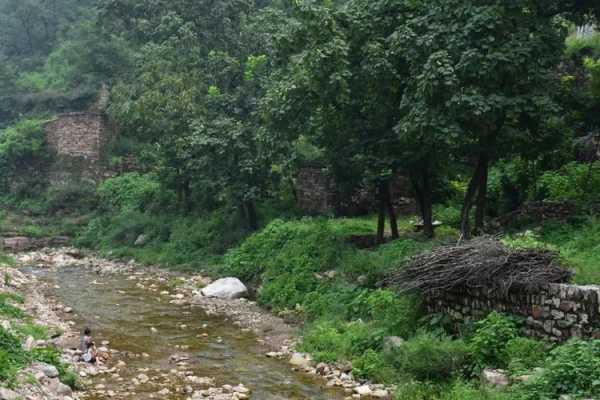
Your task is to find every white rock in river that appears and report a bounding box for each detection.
[200,278,248,299]
[354,385,373,396]
[289,353,312,368]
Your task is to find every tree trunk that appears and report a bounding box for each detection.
[245,200,258,231]
[410,172,434,238]
[474,155,489,234]
[421,173,434,238]
[377,183,386,244]
[460,156,486,239]
[411,176,425,221]
[183,178,192,213]
[384,181,400,239]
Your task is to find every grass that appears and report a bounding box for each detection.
[0,293,25,319]
[0,292,78,389]
[504,218,600,284]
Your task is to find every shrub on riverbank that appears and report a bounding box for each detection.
[0,290,79,390]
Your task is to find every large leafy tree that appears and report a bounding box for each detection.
[265,0,420,241]
[105,0,285,227]
[395,0,568,238]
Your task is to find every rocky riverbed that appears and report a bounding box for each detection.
[0,266,80,400]
[7,247,395,399]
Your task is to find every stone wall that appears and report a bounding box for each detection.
[427,284,600,342]
[296,166,337,214]
[296,165,416,216]
[44,112,111,185]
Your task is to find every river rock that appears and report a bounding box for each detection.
[481,368,510,387]
[289,352,312,368]
[383,336,404,354]
[200,278,248,299]
[0,387,19,400]
[372,389,391,398]
[38,362,60,378]
[1,237,34,252]
[48,379,73,396]
[354,385,372,395]
[134,235,148,246]
[24,335,35,351]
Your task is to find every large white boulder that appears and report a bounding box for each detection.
[200,278,248,299]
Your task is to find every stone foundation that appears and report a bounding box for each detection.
[44,112,111,185]
[296,165,416,216]
[427,284,600,342]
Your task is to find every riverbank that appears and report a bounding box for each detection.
[11,247,395,399]
[0,262,81,400]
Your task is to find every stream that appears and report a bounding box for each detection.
[31,266,345,400]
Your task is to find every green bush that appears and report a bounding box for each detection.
[565,33,600,59]
[390,331,470,381]
[347,290,420,338]
[0,327,27,385]
[0,118,50,193]
[585,57,600,98]
[395,381,440,400]
[300,320,384,363]
[537,162,600,206]
[14,322,49,341]
[352,349,395,382]
[518,340,600,399]
[44,184,99,214]
[0,293,25,319]
[507,219,600,284]
[31,347,81,389]
[97,173,170,213]
[469,312,519,369]
[76,209,250,269]
[505,337,548,375]
[439,381,514,400]
[225,219,345,283]
[340,238,433,284]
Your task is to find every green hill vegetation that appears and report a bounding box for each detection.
[2,0,600,398]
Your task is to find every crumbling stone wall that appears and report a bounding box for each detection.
[296,165,416,216]
[427,283,600,342]
[44,112,111,185]
[296,166,337,214]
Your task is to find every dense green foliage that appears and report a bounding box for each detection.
[0,118,49,194]
[2,0,600,398]
[0,300,78,388]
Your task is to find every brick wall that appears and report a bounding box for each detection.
[427,284,600,342]
[296,166,337,214]
[44,112,111,185]
[295,165,416,216]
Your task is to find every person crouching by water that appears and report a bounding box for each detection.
[80,327,97,363]
[83,341,97,364]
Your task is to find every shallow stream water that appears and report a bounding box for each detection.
[31,267,345,400]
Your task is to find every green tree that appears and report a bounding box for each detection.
[265,0,422,240]
[105,1,285,228]
[394,0,567,238]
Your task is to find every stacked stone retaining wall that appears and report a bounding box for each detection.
[44,112,111,185]
[427,284,600,341]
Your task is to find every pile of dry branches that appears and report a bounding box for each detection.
[382,237,572,297]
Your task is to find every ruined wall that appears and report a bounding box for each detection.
[44,112,111,185]
[427,283,600,342]
[296,166,337,214]
[296,165,416,216]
